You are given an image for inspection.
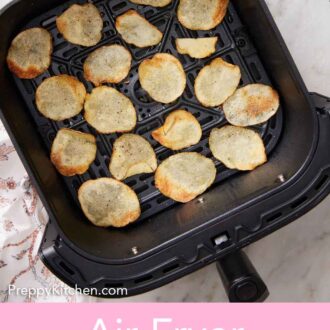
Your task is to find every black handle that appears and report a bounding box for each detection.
[216,250,269,302]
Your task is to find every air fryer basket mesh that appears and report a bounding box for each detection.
[11,0,283,222]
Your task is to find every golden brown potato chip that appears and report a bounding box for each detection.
[129,0,172,7]
[139,53,186,103]
[115,10,163,48]
[84,86,137,134]
[78,178,141,228]
[155,152,216,203]
[223,84,280,126]
[176,37,218,59]
[7,28,52,79]
[51,128,97,176]
[152,110,202,150]
[84,45,132,86]
[178,0,229,31]
[209,125,267,171]
[195,57,241,107]
[56,3,103,47]
[109,134,157,180]
[36,75,86,121]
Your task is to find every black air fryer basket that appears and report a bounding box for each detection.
[0,0,329,302]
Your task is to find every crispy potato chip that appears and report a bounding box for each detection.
[51,128,97,176]
[178,0,229,31]
[109,134,157,180]
[56,3,103,47]
[84,45,132,86]
[36,75,86,121]
[176,37,218,59]
[223,84,280,126]
[78,178,141,228]
[115,10,163,48]
[195,58,241,107]
[139,53,186,104]
[129,0,172,7]
[7,28,52,79]
[209,125,267,171]
[84,86,137,134]
[155,152,216,203]
[152,110,202,150]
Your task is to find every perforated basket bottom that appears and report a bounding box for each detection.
[12,0,283,222]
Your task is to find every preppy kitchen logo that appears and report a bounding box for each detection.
[7,284,128,298]
[93,318,245,330]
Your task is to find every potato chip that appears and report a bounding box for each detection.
[84,45,132,86]
[109,134,157,181]
[78,178,141,227]
[209,125,267,171]
[155,152,216,203]
[178,0,229,30]
[7,28,52,79]
[84,86,137,134]
[56,3,103,47]
[116,10,163,48]
[51,128,97,176]
[129,0,171,7]
[36,75,86,121]
[223,84,280,126]
[195,58,241,107]
[139,53,186,103]
[176,37,217,59]
[152,110,202,150]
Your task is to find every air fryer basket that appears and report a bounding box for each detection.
[11,0,284,224]
[0,0,329,302]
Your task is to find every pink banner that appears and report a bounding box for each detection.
[0,303,325,329]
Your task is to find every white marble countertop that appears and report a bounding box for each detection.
[1,0,330,302]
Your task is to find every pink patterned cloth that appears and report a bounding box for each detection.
[0,121,87,302]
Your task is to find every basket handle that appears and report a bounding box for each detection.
[216,250,269,302]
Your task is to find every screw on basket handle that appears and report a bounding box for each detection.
[216,250,269,303]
